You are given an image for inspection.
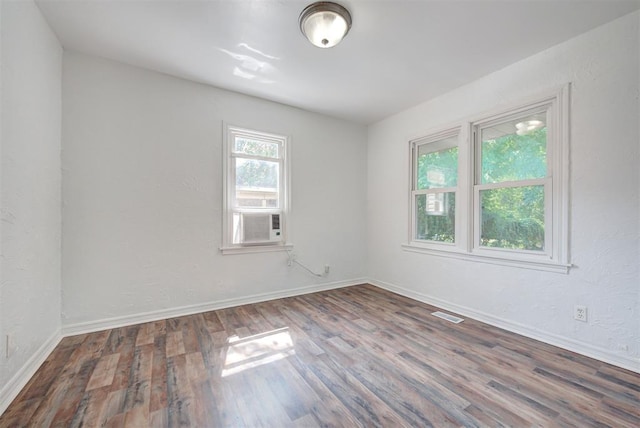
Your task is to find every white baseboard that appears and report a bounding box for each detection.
[1,278,364,417]
[369,278,640,374]
[6,277,635,420]
[62,278,367,336]
[0,330,62,416]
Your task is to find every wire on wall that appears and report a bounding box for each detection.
[287,251,323,277]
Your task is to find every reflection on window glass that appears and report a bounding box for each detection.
[480,186,544,251]
[235,158,279,208]
[417,145,458,189]
[234,138,279,158]
[415,193,455,243]
[481,117,546,184]
[235,158,278,189]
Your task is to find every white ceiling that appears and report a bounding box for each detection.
[36,0,640,124]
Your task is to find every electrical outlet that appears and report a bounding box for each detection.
[287,252,296,267]
[574,305,587,322]
[324,264,330,274]
[5,334,13,359]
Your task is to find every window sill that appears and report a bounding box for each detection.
[221,243,293,255]
[401,243,571,274]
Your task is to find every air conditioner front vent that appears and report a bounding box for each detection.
[238,212,282,244]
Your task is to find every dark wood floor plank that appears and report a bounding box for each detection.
[216,307,245,332]
[26,331,110,427]
[286,354,363,428]
[262,359,319,421]
[49,358,99,426]
[2,284,639,427]
[166,354,195,427]
[397,350,533,427]
[0,398,42,428]
[254,300,291,329]
[201,310,225,332]
[149,407,168,426]
[180,317,202,355]
[191,379,222,426]
[152,319,167,337]
[108,325,140,393]
[135,322,155,347]
[68,386,109,428]
[348,354,472,427]
[122,344,153,415]
[309,353,411,427]
[149,335,168,413]
[103,327,128,355]
[97,388,126,426]
[9,338,80,404]
[165,330,186,358]
[86,353,120,391]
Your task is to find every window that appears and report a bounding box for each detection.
[474,109,549,253]
[221,124,291,254]
[411,129,459,245]
[406,86,570,272]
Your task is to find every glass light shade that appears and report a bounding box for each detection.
[300,2,352,48]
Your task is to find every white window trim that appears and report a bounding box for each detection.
[220,123,292,255]
[408,127,461,252]
[404,85,571,273]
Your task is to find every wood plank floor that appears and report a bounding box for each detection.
[1,284,639,427]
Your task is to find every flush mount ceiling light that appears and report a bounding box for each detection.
[299,2,352,48]
[515,119,545,136]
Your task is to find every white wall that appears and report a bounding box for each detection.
[0,0,62,406]
[61,52,367,328]
[0,8,636,414]
[367,12,639,371]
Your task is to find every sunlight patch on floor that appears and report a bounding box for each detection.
[221,327,295,377]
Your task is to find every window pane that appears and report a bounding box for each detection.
[234,137,279,158]
[417,144,458,189]
[480,114,546,184]
[480,185,544,251]
[415,193,455,243]
[235,158,279,208]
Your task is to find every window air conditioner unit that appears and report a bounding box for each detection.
[240,212,282,244]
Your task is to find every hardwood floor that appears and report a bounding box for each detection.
[1,284,639,427]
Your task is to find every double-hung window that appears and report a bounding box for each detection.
[407,86,570,272]
[473,108,550,255]
[410,129,459,246]
[222,124,290,254]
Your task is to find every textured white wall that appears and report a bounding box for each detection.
[367,12,639,370]
[61,52,367,326]
[0,0,62,391]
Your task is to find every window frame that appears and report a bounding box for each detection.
[221,123,292,255]
[404,85,570,273]
[471,105,553,260]
[409,127,461,251]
